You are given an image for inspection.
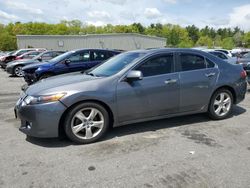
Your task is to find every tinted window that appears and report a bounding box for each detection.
[92,51,107,61]
[69,52,90,63]
[180,54,206,71]
[210,52,227,59]
[206,58,215,68]
[42,52,53,60]
[136,54,174,77]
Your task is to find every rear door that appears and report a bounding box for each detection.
[177,52,219,112]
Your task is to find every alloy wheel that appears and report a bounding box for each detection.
[71,107,104,140]
[14,66,24,77]
[213,92,232,117]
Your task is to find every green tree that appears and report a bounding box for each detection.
[0,32,17,51]
[221,37,235,49]
[196,36,213,48]
[186,25,200,44]
[242,32,250,48]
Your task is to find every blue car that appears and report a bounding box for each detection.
[22,49,121,84]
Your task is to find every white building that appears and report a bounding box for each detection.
[17,33,166,51]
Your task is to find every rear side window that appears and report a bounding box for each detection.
[136,54,174,77]
[180,53,206,71]
[206,58,215,68]
[92,51,107,61]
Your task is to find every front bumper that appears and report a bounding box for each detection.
[0,61,5,68]
[23,73,37,84]
[15,98,67,138]
[6,66,14,75]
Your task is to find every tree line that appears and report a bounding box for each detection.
[0,20,250,51]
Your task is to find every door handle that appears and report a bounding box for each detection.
[164,79,177,84]
[205,73,216,77]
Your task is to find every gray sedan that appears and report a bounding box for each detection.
[15,48,247,144]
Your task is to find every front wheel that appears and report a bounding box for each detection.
[14,66,24,77]
[208,89,233,120]
[64,102,110,144]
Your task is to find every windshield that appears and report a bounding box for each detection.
[89,52,146,77]
[48,51,73,63]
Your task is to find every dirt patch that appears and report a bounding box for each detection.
[181,130,222,147]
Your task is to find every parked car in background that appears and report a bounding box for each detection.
[0,48,46,69]
[237,52,250,70]
[246,64,250,84]
[15,51,43,60]
[214,49,233,57]
[22,49,121,84]
[207,51,237,64]
[6,51,65,77]
[15,49,247,144]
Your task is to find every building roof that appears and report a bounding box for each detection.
[16,33,166,41]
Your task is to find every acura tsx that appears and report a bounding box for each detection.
[15,48,247,144]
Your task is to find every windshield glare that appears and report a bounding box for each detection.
[48,51,73,63]
[89,52,146,77]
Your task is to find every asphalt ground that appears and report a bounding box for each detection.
[0,68,249,188]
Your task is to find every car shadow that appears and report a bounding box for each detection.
[26,105,246,148]
[8,75,17,78]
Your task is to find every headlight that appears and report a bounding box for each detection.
[23,93,66,105]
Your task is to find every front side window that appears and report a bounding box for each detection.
[180,53,206,71]
[69,52,90,63]
[136,54,174,77]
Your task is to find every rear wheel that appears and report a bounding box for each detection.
[14,65,24,77]
[39,73,53,80]
[64,102,109,144]
[208,89,233,120]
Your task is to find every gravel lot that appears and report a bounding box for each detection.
[0,68,249,188]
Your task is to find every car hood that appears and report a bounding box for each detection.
[25,72,102,96]
[7,59,38,67]
[22,62,49,71]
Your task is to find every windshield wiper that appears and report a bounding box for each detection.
[84,72,96,77]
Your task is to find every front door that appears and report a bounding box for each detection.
[116,53,180,123]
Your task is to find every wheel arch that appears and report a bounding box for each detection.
[211,85,236,104]
[58,99,114,138]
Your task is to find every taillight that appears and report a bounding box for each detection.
[240,70,247,79]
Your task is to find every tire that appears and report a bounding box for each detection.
[208,89,233,120]
[64,102,110,144]
[39,73,53,80]
[14,65,24,77]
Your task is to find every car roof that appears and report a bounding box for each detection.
[70,48,123,53]
[126,48,208,55]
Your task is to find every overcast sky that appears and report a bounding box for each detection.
[0,0,250,30]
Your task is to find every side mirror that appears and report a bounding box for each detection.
[126,70,143,82]
[37,57,42,61]
[64,59,71,65]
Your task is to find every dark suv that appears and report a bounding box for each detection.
[22,49,121,84]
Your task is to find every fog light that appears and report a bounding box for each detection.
[26,121,32,129]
